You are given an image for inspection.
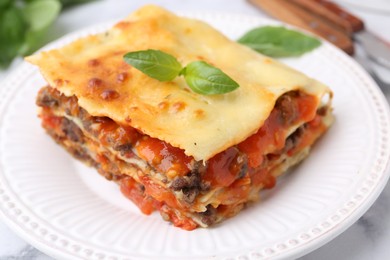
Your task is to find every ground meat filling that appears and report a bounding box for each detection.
[276,92,299,126]
[37,86,320,190]
[284,125,305,153]
[170,170,210,204]
[36,87,59,108]
[61,117,84,143]
[36,86,327,229]
[197,205,217,226]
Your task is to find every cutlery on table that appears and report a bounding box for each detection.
[248,0,390,69]
[248,0,390,94]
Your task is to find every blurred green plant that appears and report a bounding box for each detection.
[0,0,94,69]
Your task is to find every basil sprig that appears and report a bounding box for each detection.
[183,61,239,95]
[0,0,95,69]
[123,50,239,95]
[238,26,321,57]
[122,50,182,81]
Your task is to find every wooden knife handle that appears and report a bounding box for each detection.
[291,0,364,33]
[249,0,354,54]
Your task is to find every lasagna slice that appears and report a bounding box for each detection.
[27,5,333,230]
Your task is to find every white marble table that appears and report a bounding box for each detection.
[1,0,389,259]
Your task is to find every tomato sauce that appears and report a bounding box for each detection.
[39,86,327,230]
[238,109,283,168]
[97,118,140,149]
[41,112,62,130]
[120,177,162,215]
[202,147,244,187]
[120,176,198,230]
[139,175,179,209]
[215,175,252,204]
[238,92,318,169]
[160,205,198,231]
[250,168,276,189]
[136,137,192,177]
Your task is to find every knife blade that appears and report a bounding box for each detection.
[296,0,390,69]
[354,31,390,69]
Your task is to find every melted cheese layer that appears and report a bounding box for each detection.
[27,5,331,161]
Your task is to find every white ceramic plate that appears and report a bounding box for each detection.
[0,13,390,260]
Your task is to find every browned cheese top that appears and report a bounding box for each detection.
[26,5,331,161]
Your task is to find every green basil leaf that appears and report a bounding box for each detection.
[59,0,94,8]
[0,0,11,8]
[19,29,46,56]
[123,49,183,81]
[18,0,61,56]
[238,26,321,57]
[183,61,239,95]
[22,0,61,31]
[0,6,27,68]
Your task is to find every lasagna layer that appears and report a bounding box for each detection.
[36,86,332,230]
[26,5,332,162]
